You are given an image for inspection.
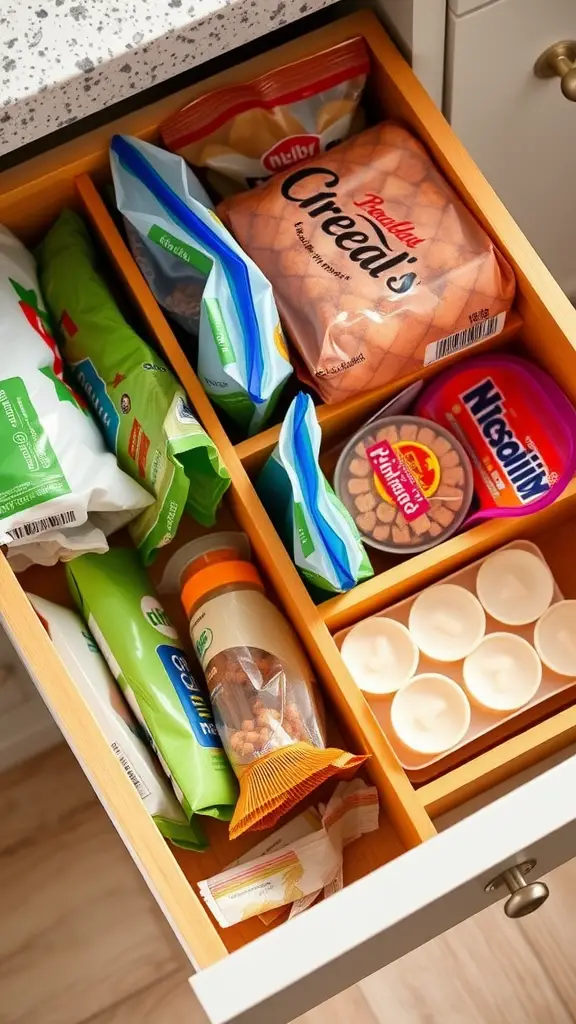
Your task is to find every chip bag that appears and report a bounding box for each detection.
[66,547,239,826]
[110,135,292,436]
[219,122,516,405]
[28,593,208,851]
[256,392,373,593]
[160,37,370,195]
[37,209,230,564]
[0,226,152,571]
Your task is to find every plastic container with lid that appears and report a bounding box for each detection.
[161,531,367,838]
[334,415,474,555]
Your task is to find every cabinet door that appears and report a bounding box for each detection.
[445,0,576,297]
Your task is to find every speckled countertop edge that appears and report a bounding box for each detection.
[0,0,336,155]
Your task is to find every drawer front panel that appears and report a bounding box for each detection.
[192,756,576,1024]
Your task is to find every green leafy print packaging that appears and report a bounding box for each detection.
[256,392,373,594]
[110,135,292,436]
[37,209,230,565]
[66,547,238,828]
[0,225,151,572]
[28,593,208,851]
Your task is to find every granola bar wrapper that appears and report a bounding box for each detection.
[198,779,379,927]
[219,122,516,404]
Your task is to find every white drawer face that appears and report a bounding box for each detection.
[189,757,576,1024]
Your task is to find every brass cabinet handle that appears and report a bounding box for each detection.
[534,41,576,101]
[485,859,549,918]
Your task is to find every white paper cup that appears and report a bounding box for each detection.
[476,548,554,625]
[390,673,471,754]
[534,601,576,676]
[340,617,419,696]
[408,583,486,662]
[463,632,542,712]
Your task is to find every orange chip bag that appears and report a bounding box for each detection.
[160,38,369,195]
[218,122,516,404]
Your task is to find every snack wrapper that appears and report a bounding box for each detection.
[256,392,373,594]
[160,38,369,196]
[0,226,152,570]
[37,209,230,563]
[219,122,516,404]
[198,779,379,927]
[28,593,208,851]
[66,547,239,827]
[110,135,292,436]
[416,354,576,523]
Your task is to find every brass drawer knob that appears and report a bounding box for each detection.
[534,41,576,101]
[485,859,549,918]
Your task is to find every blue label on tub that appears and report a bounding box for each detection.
[156,644,221,748]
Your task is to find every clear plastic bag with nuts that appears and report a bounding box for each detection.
[161,530,368,838]
[208,645,325,767]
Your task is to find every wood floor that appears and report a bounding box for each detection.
[2,744,576,1024]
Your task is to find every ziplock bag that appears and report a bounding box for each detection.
[256,392,373,594]
[110,135,292,435]
[37,209,230,564]
[29,593,207,850]
[66,547,239,826]
[0,226,151,571]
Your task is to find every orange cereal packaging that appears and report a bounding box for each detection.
[219,122,516,404]
[160,38,369,194]
[159,532,367,838]
[416,354,576,523]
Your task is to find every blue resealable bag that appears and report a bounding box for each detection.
[257,392,373,594]
[110,135,293,436]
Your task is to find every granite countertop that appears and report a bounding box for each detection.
[0,0,336,156]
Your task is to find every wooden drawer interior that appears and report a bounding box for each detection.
[2,8,576,972]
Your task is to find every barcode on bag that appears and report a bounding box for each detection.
[7,509,77,541]
[424,313,506,366]
[111,741,151,800]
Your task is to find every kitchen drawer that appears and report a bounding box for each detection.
[2,10,576,1024]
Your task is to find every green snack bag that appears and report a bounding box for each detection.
[66,547,238,826]
[38,209,231,564]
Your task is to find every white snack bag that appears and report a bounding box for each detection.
[28,594,207,850]
[198,778,379,927]
[0,226,151,570]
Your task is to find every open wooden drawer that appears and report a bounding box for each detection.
[3,10,576,1024]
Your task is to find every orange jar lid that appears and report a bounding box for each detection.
[181,546,239,587]
[182,560,263,618]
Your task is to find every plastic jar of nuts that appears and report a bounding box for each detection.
[162,532,366,837]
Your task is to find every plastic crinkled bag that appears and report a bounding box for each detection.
[110,135,293,435]
[0,226,152,571]
[160,37,370,195]
[256,392,373,594]
[37,209,231,564]
[219,122,516,404]
[66,547,239,828]
[198,779,379,927]
[28,593,209,851]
